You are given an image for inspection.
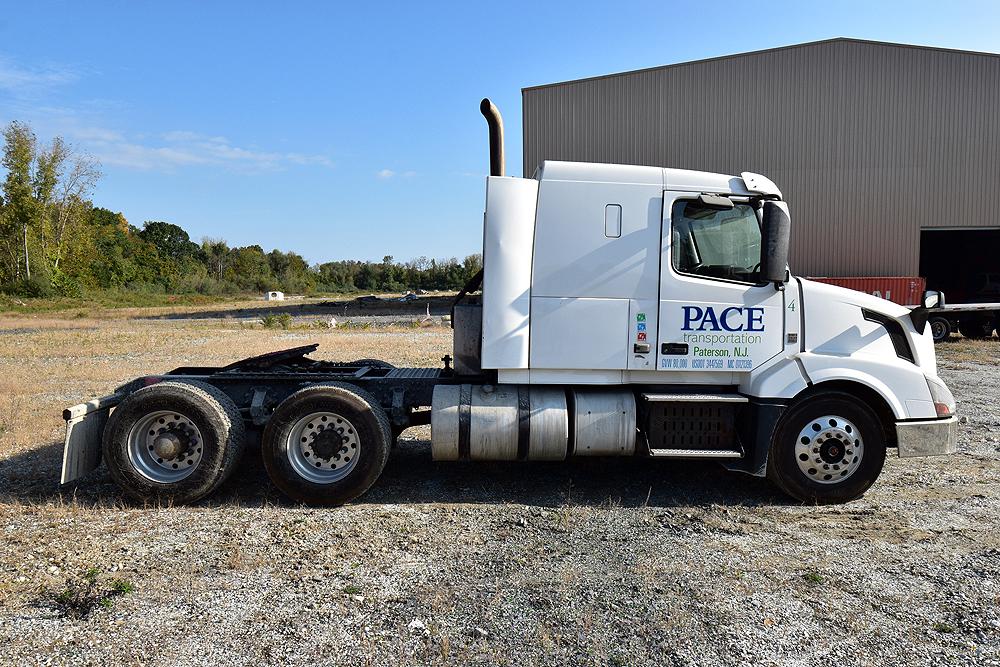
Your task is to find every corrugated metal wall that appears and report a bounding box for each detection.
[521,39,1000,277]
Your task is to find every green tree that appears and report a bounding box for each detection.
[0,121,100,293]
[36,138,100,282]
[268,249,315,293]
[201,238,229,281]
[1,121,37,282]
[139,221,202,263]
[83,209,163,288]
[225,245,273,291]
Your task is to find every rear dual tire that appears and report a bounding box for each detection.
[102,381,246,504]
[261,382,391,506]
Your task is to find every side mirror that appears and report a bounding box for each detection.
[922,289,944,309]
[760,201,791,285]
[910,289,945,334]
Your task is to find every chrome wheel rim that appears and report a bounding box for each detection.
[127,410,204,483]
[795,414,864,484]
[286,411,360,484]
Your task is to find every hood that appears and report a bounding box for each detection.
[799,279,910,319]
[798,278,937,371]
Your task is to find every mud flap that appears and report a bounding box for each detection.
[61,394,122,485]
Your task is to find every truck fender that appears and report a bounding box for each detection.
[795,361,907,419]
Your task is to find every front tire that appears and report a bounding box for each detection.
[767,391,887,504]
[102,381,246,504]
[261,382,391,505]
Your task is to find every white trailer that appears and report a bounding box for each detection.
[61,99,957,506]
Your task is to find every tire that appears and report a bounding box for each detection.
[958,317,994,339]
[261,382,391,505]
[766,391,887,504]
[102,381,246,504]
[929,317,950,343]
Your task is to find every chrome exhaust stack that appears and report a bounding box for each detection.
[480,98,505,177]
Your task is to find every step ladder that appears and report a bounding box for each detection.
[641,393,747,459]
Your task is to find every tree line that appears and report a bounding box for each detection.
[0,121,481,298]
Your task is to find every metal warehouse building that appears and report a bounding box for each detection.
[522,38,1000,302]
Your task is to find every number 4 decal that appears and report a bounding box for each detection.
[787,299,797,312]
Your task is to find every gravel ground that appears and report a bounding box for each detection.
[0,317,998,666]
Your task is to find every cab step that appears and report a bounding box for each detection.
[648,448,743,459]
[642,392,748,458]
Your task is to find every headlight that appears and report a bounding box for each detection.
[925,376,956,417]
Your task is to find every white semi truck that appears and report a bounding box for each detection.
[61,99,957,506]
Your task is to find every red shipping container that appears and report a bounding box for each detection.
[806,276,926,306]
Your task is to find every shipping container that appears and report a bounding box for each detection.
[807,276,926,306]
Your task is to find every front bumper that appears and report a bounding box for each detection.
[896,416,958,458]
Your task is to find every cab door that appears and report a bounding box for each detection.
[656,193,785,375]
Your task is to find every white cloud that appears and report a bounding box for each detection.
[74,127,333,172]
[0,58,77,95]
[377,169,416,179]
[286,153,334,166]
[68,126,126,143]
[0,55,333,173]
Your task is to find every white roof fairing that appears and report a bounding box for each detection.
[535,160,768,197]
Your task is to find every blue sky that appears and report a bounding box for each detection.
[1,1,999,264]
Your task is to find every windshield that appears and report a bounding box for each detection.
[671,200,762,283]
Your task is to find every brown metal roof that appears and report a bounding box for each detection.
[522,37,1000,93]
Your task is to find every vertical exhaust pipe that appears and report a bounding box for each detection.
[480,98,505,177]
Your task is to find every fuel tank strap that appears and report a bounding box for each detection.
[458,384,472,460]
[516,385,531,461]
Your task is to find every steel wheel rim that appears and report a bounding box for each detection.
[286,411,360,484]
[127,410,204,483]
[794,414,864,484]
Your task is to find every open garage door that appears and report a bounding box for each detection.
[920,229,1000,303]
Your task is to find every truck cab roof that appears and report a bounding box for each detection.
[534,160,780,198]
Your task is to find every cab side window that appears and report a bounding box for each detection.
[671,200,762,284]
